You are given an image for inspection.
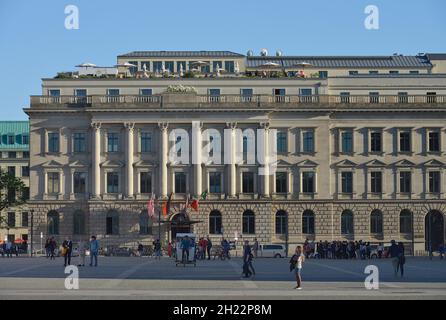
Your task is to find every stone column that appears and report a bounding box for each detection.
[260,122,270,197]
[91,122,101,199]
[70,168,75,200]
[226,122,237,198]
[192,122,203,197]
[125,122,135,198]
[159,122,169,198]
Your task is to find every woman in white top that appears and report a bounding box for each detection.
[290,246,305,290]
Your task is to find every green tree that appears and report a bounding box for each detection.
[0,170,27,229]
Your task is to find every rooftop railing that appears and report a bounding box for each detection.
[30,94,446,108]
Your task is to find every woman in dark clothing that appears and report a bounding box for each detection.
[397,242,406,277]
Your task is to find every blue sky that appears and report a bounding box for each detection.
[0,0,445,120]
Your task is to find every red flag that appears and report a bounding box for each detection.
[147,193,155,217]
[190,199,199,211]
[162,192,173,217]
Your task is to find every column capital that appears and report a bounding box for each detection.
[192,121,203,130]
[226,122,237,129]
[91,122,102,130]
[124,122,135,131]
[158,122,169,131]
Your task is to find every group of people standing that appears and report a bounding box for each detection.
[44,236,100,267]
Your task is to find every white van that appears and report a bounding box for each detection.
[259,244,286,258]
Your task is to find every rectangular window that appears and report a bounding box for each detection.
[400,171,411,193]
[139,88,152,96]
[427,92,437,103]
[49,89,60,97]
[299,88,313,102]
[73,172,87,193]
[341,172,353,193]
[429,171,441,193]
[208,89,220,102]
[209,172,222,194]
[21,166,29,177]
[398,92,408,103]
[213,61,222,71]
[428,131,440,152]
[240,88,253,102]
[224,61,235,73]
[153,61,162,73]
[275,172,287,194]
[242,172,254,193]
[8,134,15,144]
[21,212,29,227]
[140,132,152,152]
[22,151,29,158]
[140,61,150,72]
[302,172,315,193]
[341,131,353,153]
[21,187,29,201]
[8,151,16,159]
[340,92,350,103]
[200,62,210,73]
[370,132,382,152]
[409,70,419,74]
[349,71,358,75]
[318,71,328,78]
[164,61,174,73]
[8,166,15,177]
[48,132,59,153]
[370,172,382,193]
[277,132,287,153]
[74,89,87,104]
[140,172,152,194]
[274,88,286,102]
[107,172,119,193]
[128,61,138,74]
[369,92,380,103]
[7,212,15,228]
[302,130,314,153]
[174,172,186,194]
[73,132,86,153]
[389,70,399,74]
[107,133,119,152]
[106,89,120,103]
[48,172,60,194]
[369,71,379,74]
[22,134,29,145]
[399,131,411,152]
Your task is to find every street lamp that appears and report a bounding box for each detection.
[30,209,34,257]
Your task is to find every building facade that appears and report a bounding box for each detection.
[0,121,30,243]
[24,51,446,253]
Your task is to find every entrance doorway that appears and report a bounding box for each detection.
[425,210,444,251]
[170,213,191,240]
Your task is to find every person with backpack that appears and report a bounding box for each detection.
[290,246,305,290]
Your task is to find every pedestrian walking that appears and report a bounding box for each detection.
[137,242,144,257]
[389,240,400,277]
[153,238,162,259]
[49,237,56,260]
[290,246,305,290]
[44,238,51,258]
[397,242,406,277]
[206,236,212,260]
[62,238,73,267]
[242,240,253,278]
[253,238,259,258]
[89,235,99,267]
[5,240,12,258]
[167,242,173,258]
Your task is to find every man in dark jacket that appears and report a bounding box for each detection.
[62,238,73,267]
[206,236,212,260]
[389,240,399,276]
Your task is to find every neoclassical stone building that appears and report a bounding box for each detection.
[24,51,446,254]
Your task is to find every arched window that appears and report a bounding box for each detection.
[209,210,222,234]
[73,210,85,235]
[302,210,315,234]
[275,211,288,235]
[400,210,412,234]
[242,210,255,234]
[106,210,119,235]
[370,209,383,234]
[47,210,59,235]
[341,210,354,235]
[139,210,152,235]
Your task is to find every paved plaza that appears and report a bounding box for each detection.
[0,256,445,299]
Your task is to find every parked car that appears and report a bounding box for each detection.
[259,244,286,258]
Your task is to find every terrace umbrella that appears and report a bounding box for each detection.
[114,62,137,68]
[75,62,97,68]
[260,62,281,68]
[190,61,209,67]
